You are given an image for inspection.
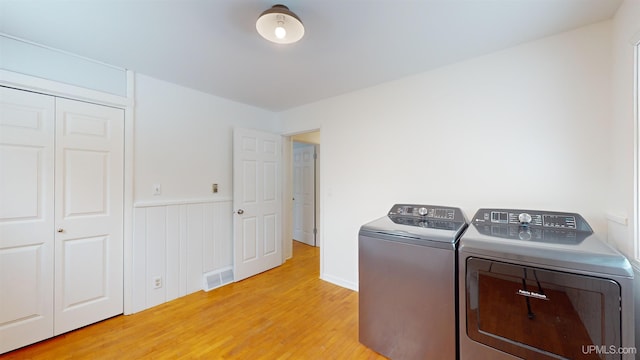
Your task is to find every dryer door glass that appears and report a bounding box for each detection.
[465,257,622,360]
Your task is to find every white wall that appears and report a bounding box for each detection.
[132,74,279,311]
[608,0,640,347]
[609,0,640,260]
[134,74,278,203]
[280,21,613,290]
[0,35,127,96]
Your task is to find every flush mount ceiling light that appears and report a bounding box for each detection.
[256,4,304,44]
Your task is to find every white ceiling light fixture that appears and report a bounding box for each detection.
[256,4,304,44]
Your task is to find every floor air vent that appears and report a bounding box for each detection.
[203,267,234,292]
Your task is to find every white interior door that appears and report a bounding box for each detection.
[292,145,303,242]
[292,144,315,246]
[54,98,124,335]
[0,87,55,353]
[233,128,282,282]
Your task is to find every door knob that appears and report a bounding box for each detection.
[236,209,244,215]
[57,228,64,233]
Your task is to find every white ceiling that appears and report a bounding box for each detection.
[0,0,623,111]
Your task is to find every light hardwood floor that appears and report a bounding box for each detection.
[1,241,384,359]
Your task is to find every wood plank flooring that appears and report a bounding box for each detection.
[1,241,384,359]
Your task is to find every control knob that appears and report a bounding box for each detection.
[518,212,532,225]
[418,207,428,216]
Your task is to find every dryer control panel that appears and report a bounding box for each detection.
[473,209,592,230]
[471,208,593,244]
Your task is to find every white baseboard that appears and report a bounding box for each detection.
[320,273,358,292]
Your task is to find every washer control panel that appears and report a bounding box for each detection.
[387,204,467,231]
[389,204,459,220]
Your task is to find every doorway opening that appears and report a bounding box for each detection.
[291,131,320,249]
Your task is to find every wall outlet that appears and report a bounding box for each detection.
[152,276,162,289]
[212,183,218,193]
[152,184,161,196]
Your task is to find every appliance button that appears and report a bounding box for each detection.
[518,213,532,224]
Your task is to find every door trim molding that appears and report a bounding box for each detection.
[0,69,131,108]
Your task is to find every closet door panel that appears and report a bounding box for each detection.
[0,87,55,353]
[54,98,124,335]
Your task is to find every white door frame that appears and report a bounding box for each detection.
[0,70,136,315]
[282,130,321,260]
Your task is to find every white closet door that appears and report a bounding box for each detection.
[54,98,124,335]
[0,87,55,353]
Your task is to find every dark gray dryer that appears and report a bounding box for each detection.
[359,204,468,360]
[459,208,634,360]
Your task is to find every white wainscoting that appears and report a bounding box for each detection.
[132,198,233,313]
